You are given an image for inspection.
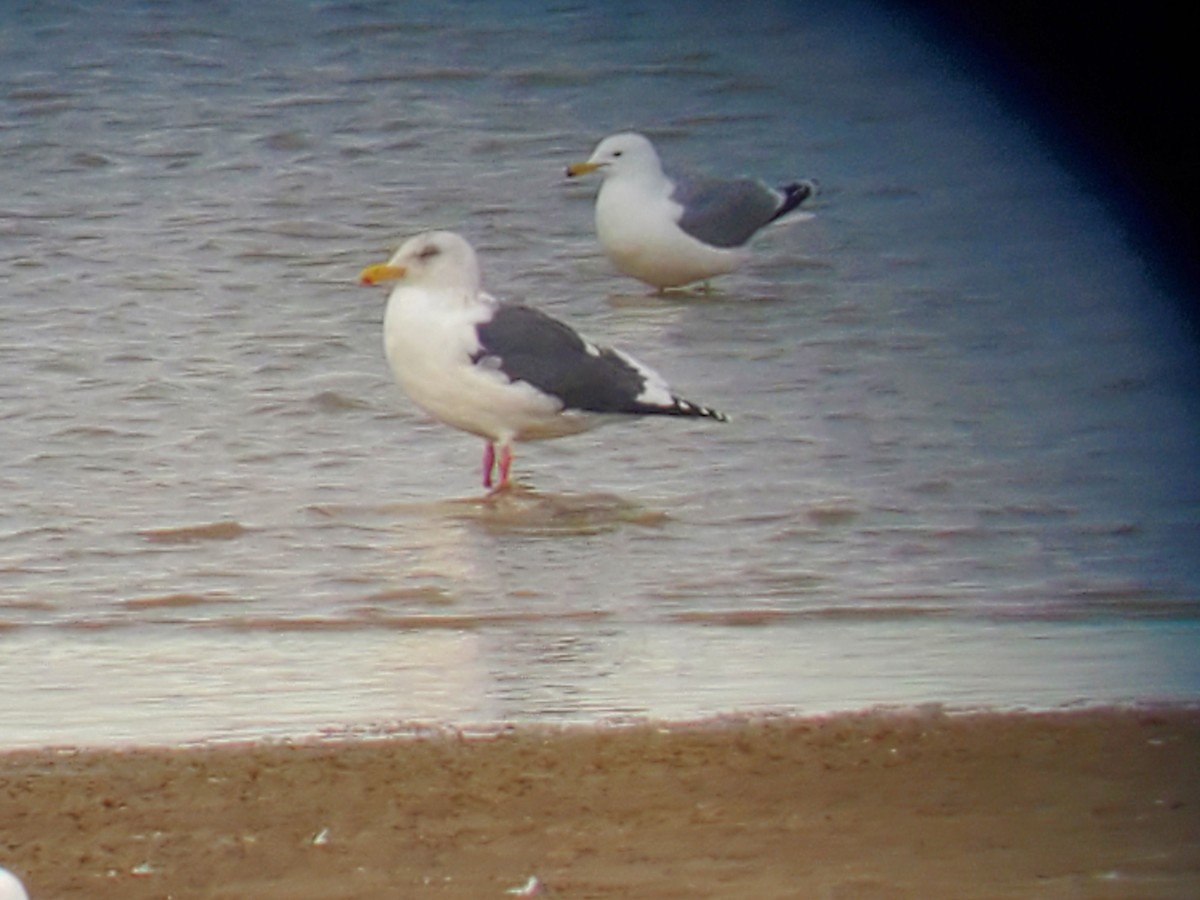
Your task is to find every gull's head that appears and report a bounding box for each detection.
[359,230,481,293]
[566,131,662,181]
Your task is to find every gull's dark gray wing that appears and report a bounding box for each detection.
[473,305,726,420]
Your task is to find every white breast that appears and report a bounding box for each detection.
[595,179,745,288]
[383,288,592,444]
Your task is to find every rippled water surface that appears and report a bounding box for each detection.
[2,0,1199,747]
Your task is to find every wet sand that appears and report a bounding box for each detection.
[2,708,1198,899]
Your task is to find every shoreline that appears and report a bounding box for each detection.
[8,617,1200,752]
[3,706,1198,898]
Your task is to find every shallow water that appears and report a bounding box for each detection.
[2,0,1198,748]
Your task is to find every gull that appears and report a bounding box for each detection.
[567,131,815,290]
[359,231,727,492]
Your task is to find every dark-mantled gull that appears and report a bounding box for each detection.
[359,231,728,492]
[567,131,816,290]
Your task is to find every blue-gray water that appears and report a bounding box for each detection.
[2,0,1198,748]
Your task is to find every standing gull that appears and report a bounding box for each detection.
[567,131,816,290]
[359,231,728,492]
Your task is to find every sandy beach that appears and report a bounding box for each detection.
[2,707,1197,899]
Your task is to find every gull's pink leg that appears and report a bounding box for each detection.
[482,442,496,488]
[497,444,513,490]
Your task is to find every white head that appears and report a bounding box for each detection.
[568,132,665,182]
[0,868,29,900]
[359,230,482,296]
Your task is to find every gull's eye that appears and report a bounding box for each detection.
[418,244,440,261]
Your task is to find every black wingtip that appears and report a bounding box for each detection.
[771,179,818,222]
[672,398,730,423]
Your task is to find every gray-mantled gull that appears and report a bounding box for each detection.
[567,131,816,290]
[359,231,728,492]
